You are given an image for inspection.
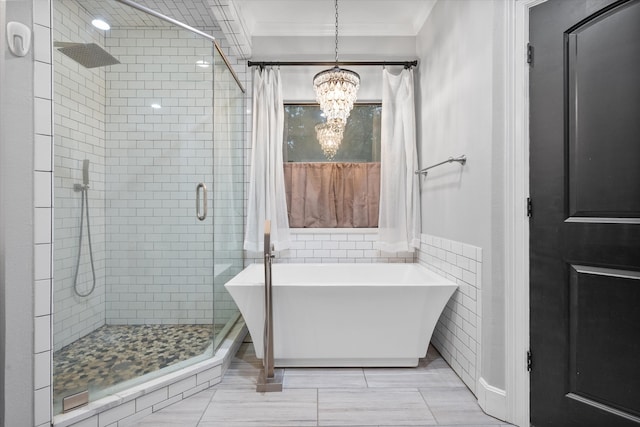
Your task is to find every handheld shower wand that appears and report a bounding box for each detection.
[73,159,90,192]
[73,159,96,297]
[83,159,89,186]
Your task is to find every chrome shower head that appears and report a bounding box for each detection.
[54,42,120,68]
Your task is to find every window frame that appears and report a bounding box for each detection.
[282,101,382,230]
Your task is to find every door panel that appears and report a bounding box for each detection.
[569,266,640,413]
[567,0,640,218]
[530,0,640,426]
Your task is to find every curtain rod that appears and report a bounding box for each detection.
[248,60,418,69]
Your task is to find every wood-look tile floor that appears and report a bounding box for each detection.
[129,338,515,427]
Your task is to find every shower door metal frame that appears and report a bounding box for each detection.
[114,0,245,94]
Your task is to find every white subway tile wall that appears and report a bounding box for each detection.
[53,2,248,341]
[417,233,482,394]
[53,0,107,351]
[34,1,53,425]
[245,229,416,265]
[103,28,215,326]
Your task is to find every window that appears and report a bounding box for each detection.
[283,104,381,228]
[284,104,381,162]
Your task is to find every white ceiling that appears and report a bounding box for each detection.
[76,0,436,59]
[234,0,437,37]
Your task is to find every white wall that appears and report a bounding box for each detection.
[415,0,506,393]
[1,0,37,425]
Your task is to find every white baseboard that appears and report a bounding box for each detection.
[477,377,507,421]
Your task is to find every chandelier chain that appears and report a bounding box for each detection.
[335,0,339,63]
[313,0,360,159]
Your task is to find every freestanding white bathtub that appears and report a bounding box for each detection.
[225,263,457,367]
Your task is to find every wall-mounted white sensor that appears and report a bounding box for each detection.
[7,22,31,57]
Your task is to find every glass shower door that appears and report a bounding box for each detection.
[212,44,244,348]
[52,0,223,413]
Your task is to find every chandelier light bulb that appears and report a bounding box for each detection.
[315,119,346,160]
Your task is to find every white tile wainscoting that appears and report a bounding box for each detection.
[245,228,416,265]
[417,233,482,395]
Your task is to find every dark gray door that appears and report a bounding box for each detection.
[529,0,640,426]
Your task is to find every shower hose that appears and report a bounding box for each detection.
[73,186,96,297]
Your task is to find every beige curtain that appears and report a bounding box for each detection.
[284,163,380,228]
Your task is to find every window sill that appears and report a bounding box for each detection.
[289,228,377,235]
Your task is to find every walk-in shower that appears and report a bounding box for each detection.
[52,0,245,415]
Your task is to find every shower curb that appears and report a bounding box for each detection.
[52,320,248,427]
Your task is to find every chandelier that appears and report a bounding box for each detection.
[313,0,360,125]
[315,120,345,160]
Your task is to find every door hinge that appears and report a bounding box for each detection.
[527,43,533,65]
[527,197,533,218]
[527,350,533,372]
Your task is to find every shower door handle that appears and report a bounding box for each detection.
[196,183,207,221]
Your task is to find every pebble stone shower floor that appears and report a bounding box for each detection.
[53,324,216,409]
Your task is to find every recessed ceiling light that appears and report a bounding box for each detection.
[196,60,210,68]
[91,19,110,31]
[150,103,161,109]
